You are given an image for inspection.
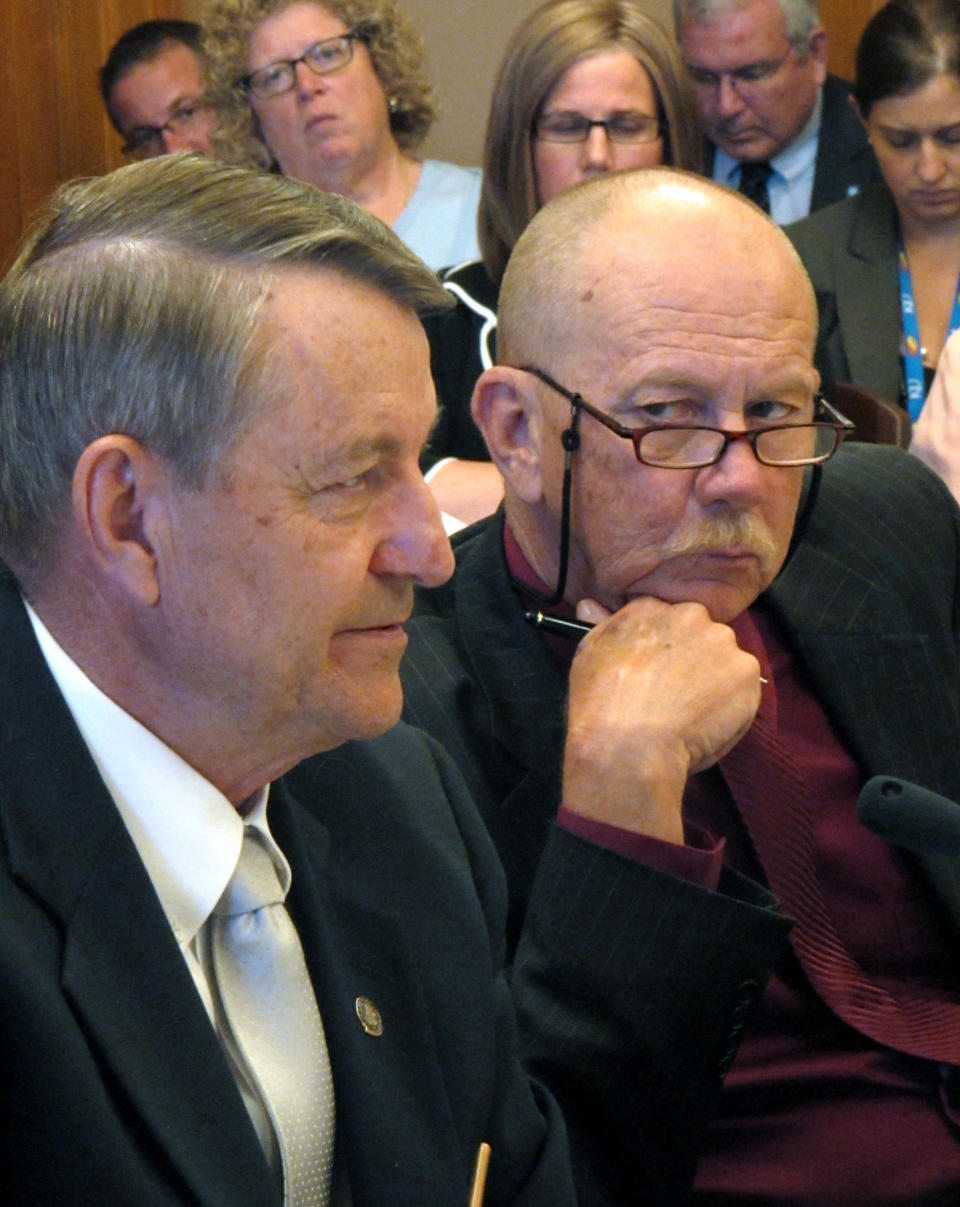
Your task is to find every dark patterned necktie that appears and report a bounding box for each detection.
[720,717,960,1063]
[738,160,773,214]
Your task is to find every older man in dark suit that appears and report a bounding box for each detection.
[402,167,960,1205]
[674,0,879,222]
[0,154,580,1206]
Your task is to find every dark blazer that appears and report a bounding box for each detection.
[0,573,575,1206]
[785,180,903,405]
[401,441,960,1206]
[422,259,499,469]
[705,74,881,215]
[402,522,792,1200]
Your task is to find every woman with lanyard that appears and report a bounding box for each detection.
[785,0,960,425]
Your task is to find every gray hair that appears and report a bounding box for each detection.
[0,153,449,573]
[673,0,820,52]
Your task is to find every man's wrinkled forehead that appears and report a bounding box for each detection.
[541,201,816,361]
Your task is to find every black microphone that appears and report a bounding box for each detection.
[857,776,960,858]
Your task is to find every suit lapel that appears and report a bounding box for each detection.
[833,187,903,401]
[445,519,571,931]
[0,579,277,1207]
[270,779,467,1206]
[810,78,847,211]
[766,467,960,932]
[451,516,567,783]
[810,76,878,212]
[60,832,278,1207]
[767,537,954,787]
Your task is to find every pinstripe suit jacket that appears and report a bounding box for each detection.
[401,440,960,1207]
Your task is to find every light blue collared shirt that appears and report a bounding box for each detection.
[713,89,827,225]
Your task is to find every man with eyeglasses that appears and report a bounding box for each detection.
[674,0,878,222]
[101,19,215,160]
[402,167,960,1205]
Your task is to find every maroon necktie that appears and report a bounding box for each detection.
[720,716,960,1063]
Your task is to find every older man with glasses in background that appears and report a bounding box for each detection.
[673,0,879,222]
[402,166,960,1205]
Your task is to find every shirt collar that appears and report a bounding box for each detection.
[714,85,822,186]
[24,603,288,947]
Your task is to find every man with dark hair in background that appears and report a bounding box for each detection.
[100,19,215,159]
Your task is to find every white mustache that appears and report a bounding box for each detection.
[661,513,779,573]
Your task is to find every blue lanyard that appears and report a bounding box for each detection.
[898,243,960,422]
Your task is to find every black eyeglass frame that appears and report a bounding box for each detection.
[121,100,209,158]
[521,365,854,469]
[532,112,664,145]
[240,31,364,98]
[683,44,795,92]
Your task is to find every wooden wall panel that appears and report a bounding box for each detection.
[57,1,117,182]
[1,0,58,271]
[0,0,185,270]
[821,0,886,83]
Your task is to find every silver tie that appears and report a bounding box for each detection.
[212,827,335,1206]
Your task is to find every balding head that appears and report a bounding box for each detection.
[497,166,816,370]
[472,166,821,622]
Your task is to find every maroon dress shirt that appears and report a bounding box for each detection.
[504,525,960,1205]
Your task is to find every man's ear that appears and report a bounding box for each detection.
[471,366,546,504]
[808,27,829,86]
[849,91,868,135]
[71,435,168,606]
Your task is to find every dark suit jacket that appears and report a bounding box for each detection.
[401,441,960,1206]
[786,180,903,405]
[0,573,575,1206]
[422,259,499,469]
[402,512,796,1200]
[705,74,880,216]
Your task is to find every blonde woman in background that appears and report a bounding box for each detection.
[421,0,702,525]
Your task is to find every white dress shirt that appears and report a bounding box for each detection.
[25,602,287,1173]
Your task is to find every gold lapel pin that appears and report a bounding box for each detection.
[355,996,383,1036]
